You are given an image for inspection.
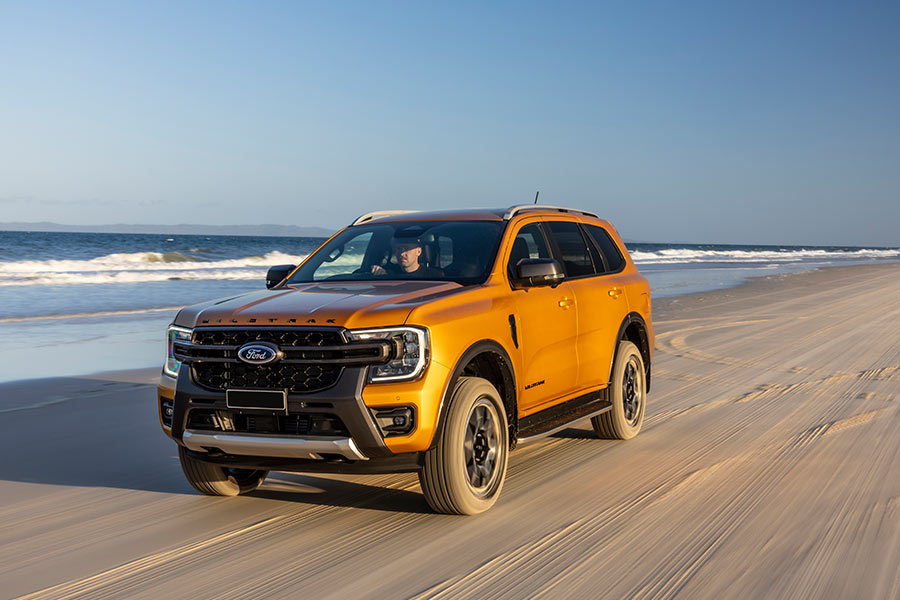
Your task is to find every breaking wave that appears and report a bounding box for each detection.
[0,250,307,287]
[1,245,897,287]
[629,247,900,264]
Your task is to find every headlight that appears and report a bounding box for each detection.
[347,326,429,382]
[165,325,193,378]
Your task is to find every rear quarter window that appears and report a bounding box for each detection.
[584,224,626,273]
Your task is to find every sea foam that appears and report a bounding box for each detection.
[628,247,900,264]
[1,245,898,287]
[0,250,307,286]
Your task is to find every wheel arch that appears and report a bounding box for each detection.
[431,339,518,450]
[609,312,652,393]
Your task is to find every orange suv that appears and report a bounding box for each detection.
[158,206,653,514]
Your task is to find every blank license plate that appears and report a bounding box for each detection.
[226,389,288,412]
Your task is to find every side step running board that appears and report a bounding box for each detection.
[516,390,612,445]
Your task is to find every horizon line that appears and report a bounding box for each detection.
[1,222,897,250]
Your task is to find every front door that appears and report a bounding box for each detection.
[506,221,579,413]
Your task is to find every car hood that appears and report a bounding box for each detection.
[173,280,465,330]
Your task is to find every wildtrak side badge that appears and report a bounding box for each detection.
[237,342,282,365]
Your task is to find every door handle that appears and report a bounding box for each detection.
[608,287,623,299]
[558,297,574,309]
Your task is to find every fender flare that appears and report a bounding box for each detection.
[608,312,652,393]
[429,339,517,450]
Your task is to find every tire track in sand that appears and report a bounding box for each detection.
[410,404,896,600]
[13,474,425,600]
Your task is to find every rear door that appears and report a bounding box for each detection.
[544,220,630,391]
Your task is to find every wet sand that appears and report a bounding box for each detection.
[1,263,898,599]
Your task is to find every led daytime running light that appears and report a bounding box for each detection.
[165,325,193,378]
[347,326,429,382]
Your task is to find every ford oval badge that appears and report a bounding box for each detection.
[237,342,281,365]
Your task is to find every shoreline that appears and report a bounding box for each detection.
[2,261,898,388]
[0,305,183,324]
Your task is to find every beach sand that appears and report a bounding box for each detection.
[1,263,898,598]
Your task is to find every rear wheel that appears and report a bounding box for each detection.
[178,446,268,496]
[593,341,646,440]
[419,377,508,515]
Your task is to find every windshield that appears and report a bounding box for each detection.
[287,220,505,284]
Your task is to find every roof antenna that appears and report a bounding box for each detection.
[533,190,540,205]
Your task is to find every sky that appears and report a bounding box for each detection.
[0,1,898,246]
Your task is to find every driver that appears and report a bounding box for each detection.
[371,238,442,277]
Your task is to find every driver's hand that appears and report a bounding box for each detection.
[370,265,386,275]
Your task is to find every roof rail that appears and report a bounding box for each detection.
[351,210,417,226]
[503,205,599,220]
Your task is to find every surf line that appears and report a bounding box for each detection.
[0,306,183,324]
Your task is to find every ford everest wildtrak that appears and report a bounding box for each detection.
[158,205,653,514]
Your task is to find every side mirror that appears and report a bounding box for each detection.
[515,258,565,288]
[266,264,296,289]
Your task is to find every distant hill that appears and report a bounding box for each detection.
[0,222,336,237]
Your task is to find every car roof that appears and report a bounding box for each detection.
[351,205,602,226]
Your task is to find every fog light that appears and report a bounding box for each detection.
[161,398,174,428]
[373,406,415,437]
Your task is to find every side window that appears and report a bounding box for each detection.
[507,223,552,280]
[584,225,626,273]
[437,236,453,268]
[581,225,605,272]
[545,221,599,278]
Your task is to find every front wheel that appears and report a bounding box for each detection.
[419,377,509,515]
[592,340,646,440]
[178,446,268,496]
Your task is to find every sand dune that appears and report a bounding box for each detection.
[1,264,898,599]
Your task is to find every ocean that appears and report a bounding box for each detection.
[1,230,898,382]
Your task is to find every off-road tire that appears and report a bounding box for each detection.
[419,377,509,515]
[178,446,268,496]
[593,340,646,440]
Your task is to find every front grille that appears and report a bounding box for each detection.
[193,329,344,347]
[188,409,348,436]
[192,362,341,393]
[180,327,393,393]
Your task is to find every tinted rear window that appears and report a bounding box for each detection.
[584,224,626,272]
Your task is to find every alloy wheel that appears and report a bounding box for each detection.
[622,357,643,426]
[463,398,502,493]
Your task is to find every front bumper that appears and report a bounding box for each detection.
[158,355,453,472]
[163,365,395,462]
[181,431,369,461]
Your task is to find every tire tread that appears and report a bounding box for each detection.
[419,377,507,515]
[178,446,266,496]
[592,341,645,441]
